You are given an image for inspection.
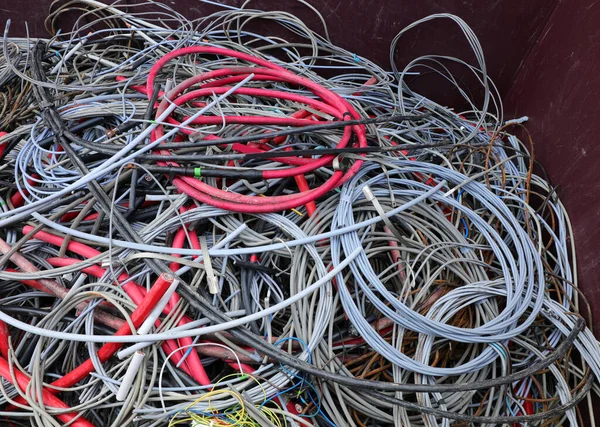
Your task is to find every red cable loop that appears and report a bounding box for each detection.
[146,46,366,213]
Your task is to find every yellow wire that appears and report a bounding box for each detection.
[212,372,268,403]
[183,389,248,427]
[169,372,287,427]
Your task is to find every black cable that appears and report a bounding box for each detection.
[0,117,105,162]
[61,137,470,164]
[179,284,588,395]
[151,111,432,149]
[364,374,593,424]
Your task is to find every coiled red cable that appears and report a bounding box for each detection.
[146,47,367,213]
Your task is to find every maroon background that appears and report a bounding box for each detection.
[505,1,600,335]
[2,0,558,103]
[2,0,600,333]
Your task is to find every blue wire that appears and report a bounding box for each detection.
[259,364,321,414]
[258,337,315,410]
[274,337,312,364]
[302,390,338,427]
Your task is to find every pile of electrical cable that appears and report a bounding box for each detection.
[0,1,597,426]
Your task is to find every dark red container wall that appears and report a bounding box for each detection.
[2,0,599,332]
[505,1,600,334]
[1,0,558,102]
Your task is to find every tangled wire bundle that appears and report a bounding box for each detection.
[0,1,597,426]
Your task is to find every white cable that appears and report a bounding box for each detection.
[116,351,145,401]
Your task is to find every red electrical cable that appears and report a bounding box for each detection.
[145,47,367,213]
[52,272,175,388]
[0,237,122,329]
[0,131,7,158]
[153,69,360,175]
[0,320,9,359]
[10,174,40,208]
[0,357,96,427]
[9,272,172,416]
[23,227,211,384]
